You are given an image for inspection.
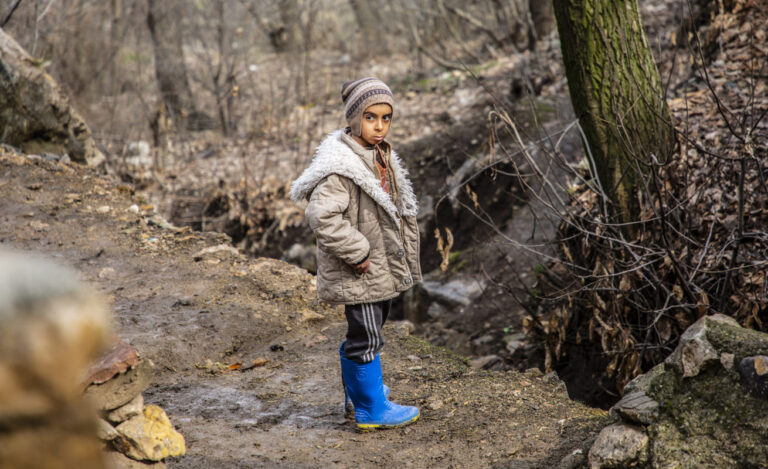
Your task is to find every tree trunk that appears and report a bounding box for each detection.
[0,28,105,166]
[349,0,387,56]
[553,0,674,225]
[529,0,555,42]
[146,0,214,133]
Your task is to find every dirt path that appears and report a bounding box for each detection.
[0,149,606,468]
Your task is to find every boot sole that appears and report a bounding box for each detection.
[356,413,419,432]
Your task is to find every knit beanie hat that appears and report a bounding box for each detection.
[341,77,395,137]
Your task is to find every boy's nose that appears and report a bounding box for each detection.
[374,119,383,130]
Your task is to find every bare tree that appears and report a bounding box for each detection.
[147,0,215,138]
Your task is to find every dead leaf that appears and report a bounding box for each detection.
[241,358,269,371]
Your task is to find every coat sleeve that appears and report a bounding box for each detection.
[305,174,370,265]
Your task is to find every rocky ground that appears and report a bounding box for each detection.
[0,148,606,468]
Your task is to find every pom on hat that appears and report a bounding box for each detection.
[340,77,394,136]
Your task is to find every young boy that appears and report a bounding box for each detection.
[290,77,422,430]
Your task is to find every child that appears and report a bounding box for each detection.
[290,77,422,430]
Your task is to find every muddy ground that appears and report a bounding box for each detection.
[1,148,606,467]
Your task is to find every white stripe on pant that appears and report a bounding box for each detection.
[343,299,391,363]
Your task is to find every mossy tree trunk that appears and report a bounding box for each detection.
[553,0,674,226]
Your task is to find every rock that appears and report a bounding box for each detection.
[97,417,119,441]
[610,390,659,425]
[557,448,586,469]
[543,371,569,398]
[426,301,447,319]
[281,243,317,274]
[103,448,166,469]
[126,141,150,159]
[503,332,526,354]
[115,404,186,462]
[84,357,154,411]
[426,396,444,410]
[83,337,139,387]
[387,320,415,337]
[470,354,502,370]
[0,29,105,166]
[720,352,735,370]
[107,394,145,424]
[617,314,768,467]
[472,334,495,346]
[738,356,768,400]
[0,250,110,468]
[192,243,241,261]
[420,276,485,308]
[98,267,116,279]
[588,423,648,468]
[664,313,738,378]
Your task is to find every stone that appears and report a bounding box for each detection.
[107,394,144,424]
[103,449,166,469]
[420,275,485,308]
[503,332,526,354]
[426,301,447,319]
[664,314,737,378]
[634,316,768,467]
[83,337,140,387]
[610,390,659,426]
[0,29,105,166]
[543,371,569,398]
[84,357,154,411]
[387,320,415,337]
[557,448,586,469]
[738,356,768,400]
[115,404,186,462]
[98,267,116,279]
[720,352,735,370]
[470,355,502,370]
[588,423,648,468]
[97,417,119,441]
[281,243,317,274]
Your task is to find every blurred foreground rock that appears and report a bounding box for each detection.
[0,29,105,166]
[590,314,768,468]
[0,251,110,469]
[84,337,185,468]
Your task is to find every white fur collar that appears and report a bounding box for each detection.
[290,130,418,227]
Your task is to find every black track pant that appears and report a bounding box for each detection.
[343,299,392,363]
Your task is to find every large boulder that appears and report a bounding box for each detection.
[0,29,105,166]
[590,314,768,468]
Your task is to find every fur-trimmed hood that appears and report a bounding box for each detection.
[290,130,418,226]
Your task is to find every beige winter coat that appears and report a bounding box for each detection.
[290,130,422,304]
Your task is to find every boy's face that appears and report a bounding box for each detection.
[355,103,392,147]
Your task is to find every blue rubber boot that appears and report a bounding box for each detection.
[340,347,419,431]
[344,379,389,419]
[340,343,388,419]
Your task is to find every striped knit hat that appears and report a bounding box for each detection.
[341,77,395,137]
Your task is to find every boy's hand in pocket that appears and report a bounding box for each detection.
[352,258,370,275]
